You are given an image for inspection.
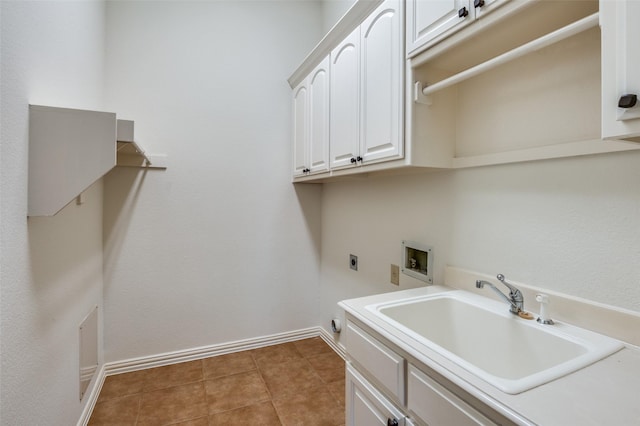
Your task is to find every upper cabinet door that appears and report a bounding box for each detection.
[360,0,403,163]
[292,82,308,176]
[330,27,361,170]
[474,0,508,19]
[406,0,472,57]
[308,57,330,173]
[602,0,640,141]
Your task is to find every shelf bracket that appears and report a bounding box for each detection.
[116,119,166,169]
[414,81,432,106]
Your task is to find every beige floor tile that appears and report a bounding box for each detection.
[91,339,346,425]
[137,382,208,425]
[88,394,140,425]
[252,342,302,368]
[307,352,345,384]
[293,337,334,358]
[209,401,282,425]
[203,351,256,379]
[327,379,345,409]
[205,370,270,414]
[169,416,209,426]
[260,358,325,400]
[273,385,344,426]
[97,370,147,402]
[143,360,204,392]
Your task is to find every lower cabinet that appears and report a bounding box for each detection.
[345,318,503,426]
[347,364,407,426]
[408,364,492,426]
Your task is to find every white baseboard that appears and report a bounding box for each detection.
[77,364,106,426]
[77,326,337,426]
[318,327,347,360]
[104,326,323,376]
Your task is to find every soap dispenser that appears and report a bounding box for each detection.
[536,293,554,325]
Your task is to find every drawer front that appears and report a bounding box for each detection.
[408,364,494,426]
[346,321,405,403]
[347,364,406,426]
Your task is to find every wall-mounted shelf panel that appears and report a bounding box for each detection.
[28,105,116,216]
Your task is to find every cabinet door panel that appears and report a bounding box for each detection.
[360,0,403,164]
[330,28,361,169]
[347,364,406,426]
[407,0,471,56]
[346,322,405,403]
[602,0,640,140]
[474,0,508,19]
[408,365,494,426]
[292,83,308,176]
[309,57,330,173]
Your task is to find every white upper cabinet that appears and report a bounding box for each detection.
[406,0,471,57]
[292,82,308,176]
[330,28,361,170]
[330,0,403,171]
[292,56,330,177]
[473,0,507,18]
[406,0,508,58]
[308,57,331,173]
[601,0,640,141]
[360,0,403,164]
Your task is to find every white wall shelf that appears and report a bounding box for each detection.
[28,107,166,217]
[28,105,117,216]
[115,119,166,169]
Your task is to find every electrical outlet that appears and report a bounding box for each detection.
[390,264,400,285]
[350,254,358,271]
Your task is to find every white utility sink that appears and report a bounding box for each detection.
[366,290,623,394]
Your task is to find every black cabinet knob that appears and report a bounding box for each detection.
[458,6,469,17]
[387,419,399,426]
[350,157,357,164]
[474,0,485,7]
[356,156,363,162]
[618,94,638,109]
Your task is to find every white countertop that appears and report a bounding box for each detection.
[339,285,640,426]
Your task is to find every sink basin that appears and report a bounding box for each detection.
[366,290,623,394]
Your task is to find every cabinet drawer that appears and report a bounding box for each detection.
[347,364,406,426]
[346,321,405,403]
[408,364,494,426]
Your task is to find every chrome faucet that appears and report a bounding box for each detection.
[476,274,524,315]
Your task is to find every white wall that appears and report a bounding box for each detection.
[102,1,324,362]
[320,171,455,341]
[321,0,356,33]
[0,2,106,425]
[320,152,640,341]
[449,153,640,308]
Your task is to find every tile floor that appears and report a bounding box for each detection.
[89,337,345,426]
